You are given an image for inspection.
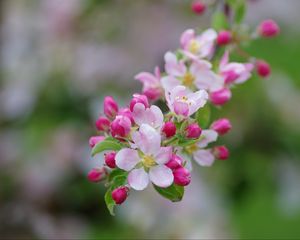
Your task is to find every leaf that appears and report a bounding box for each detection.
[195,104,211,129]
[153,184,184,202]
[234,0,246,24]
[211,12,229,31]
[104,189,115,216]
[108,168,127,182]
[91,138,123,156]
[177,138,199,147]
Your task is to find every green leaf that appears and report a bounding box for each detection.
[212,12,229,31]
[91,138,123,156]
[195,104,211,129]
[104,189,115,216]
[177,138,199,147]
[153,184,184,202]
[108,168,127,182]
[234,0,246,24]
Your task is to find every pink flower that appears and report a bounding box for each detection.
[87,167,107,182]
[135,67,163,101]
[118,108,134,124]
[258,19,280,38]
[219,51,253,85]
[193,149,215,167]
[173,167,191,186]
[132,103,164,129]
[217,30,232,46]
[162,121,177,138]
[165,154,183,170]
[162,52,223,92]
[213,146,229,160]
[166,85,208,117]
[104,96,119,119]
[89,136,105,148]
[110,115,132,138]
[112,186,129,204]
[186,123,202,139]
[191,0,206,15]
[105,152,117,168]
[115,124,173,190]
[210,118,232,135]
[180,28,217,60]
[256,60,271,78]
[129,94,149,112]
[95,116,110,131]
[210,88,232,106]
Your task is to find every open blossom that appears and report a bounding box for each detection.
[162,52,223,92]
[180,28,217,60]
[135,67,163,101]
[115,124,173,190]
[166,85,208,117]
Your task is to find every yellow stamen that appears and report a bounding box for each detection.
[142,155,156,168]
[185,144,198,154]
[189,40,201,54]
[182,72,195,87]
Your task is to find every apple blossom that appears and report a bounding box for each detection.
[210,118,232,135]
[256,60,271,78]
[104,96,119,119]
[186,123,202,139]
[89,136,105,148]
[110,115,132,138]
[87,167,107,182]
[105,152,117,168]
[129,93,149,112]
[112,186,129,204]
[191,1,206,15]
[95,116,110,131]
[173,167,191,186]
[162,121,177,138]
[258,19,280,38]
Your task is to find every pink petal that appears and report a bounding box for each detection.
[115,148,140,171]
[174,101,189,117]
[193,149,215,166]
[180,29,195,49]
[187,89,208,115]
[197,130,218,148]
[128,168,149,191]
[164,52,186,77]
[149,165,174,188]
[161,76,180,92]
[155,147,172,164]
[135,72,158,86]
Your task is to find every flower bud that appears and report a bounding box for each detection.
[87,167,107,182]
[110,115,132,138]
[191,1,206,15]
[112,186,129,205]
[256,60,271,78]
[213,146,229,160]
[89,136,105,148]
[118,108,134,124]
[95,116,110,131]
[104,96,119,119]
[165,154,183,170]
[186,123,202,139]
[217,30,232,46]
[129,94,149,112]
[258,19,280,38]
[105,152,116,169]
[210,118,232,135]
[210,88,232,106]
[162,121,177,138]
[173,167,191,186]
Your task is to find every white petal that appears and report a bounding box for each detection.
[155,147,172,164]
[193,149,215,167]
[161,76,180,92]
[197,130,218,148]
[115,148,140,171]
[128,168,149,191]
[136,124,161,155]
[149,165,174,188]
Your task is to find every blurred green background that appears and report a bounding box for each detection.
[0,0,300,239]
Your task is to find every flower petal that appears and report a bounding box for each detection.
[128,168,149,191]
[155,147,172,164]
[187,89,209,115]
[149,165,174,188]
[193,149,215,167]
[115,148,140,171]
[180,29,195,49]
[197,130,218,148]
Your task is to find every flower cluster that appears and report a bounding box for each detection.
[87,8,279,215]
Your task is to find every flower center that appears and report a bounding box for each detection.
[189,40,201,54]
[142,155,156,168]
[182,72,195,87]
[185,144,198,154]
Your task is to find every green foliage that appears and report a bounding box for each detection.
[153,184,184,202]
[92,137,123,156]
[195,104,211,128]
[212,12,229,31]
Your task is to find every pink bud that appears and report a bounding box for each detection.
[213,146,229,160]
[110,115,132,138]
[89,136,105,148]
[112,186,129,204]
[87,167,107,182]
[217,30,232,46]
[210,118,232,135]
[191,0,206,15]
[118,108,134,124]
[162,121,177,138]
[165,154,183,170]
[105,152,116,168]
[104,96,119,119]
[210,88,232,106]
[143,88,161,101]
[186,123,202,139]
[129,94,149,112]
[173,167,191,186]
[258,19,280,38]
[256,60,271,78]
[95,116,110,131]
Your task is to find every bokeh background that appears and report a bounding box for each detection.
[0,0,300,239]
